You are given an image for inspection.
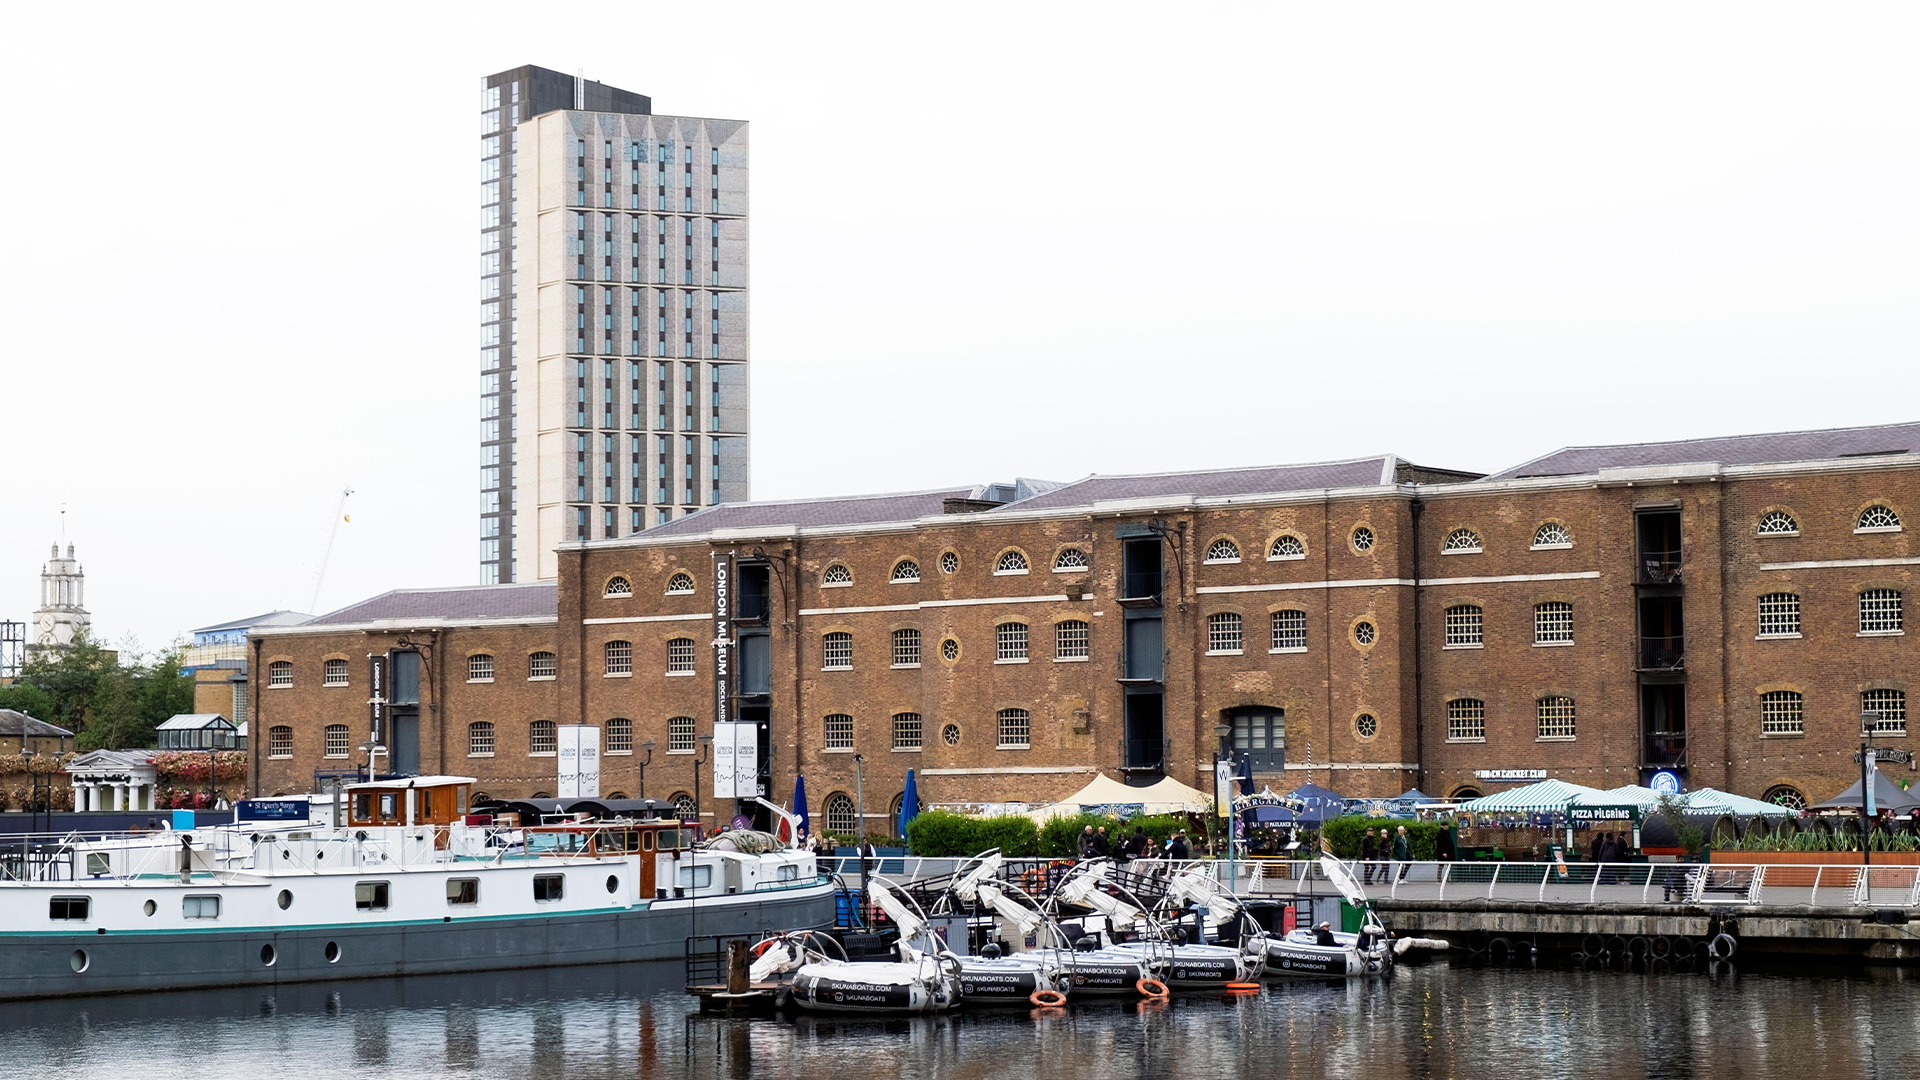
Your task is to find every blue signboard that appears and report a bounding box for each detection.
[236,799,310,822]
[1649,771,1681,795]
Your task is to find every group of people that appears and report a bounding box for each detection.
[1077,824,1193,863]
[1358,825,1412,885]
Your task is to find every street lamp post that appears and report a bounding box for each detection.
[1213,723,1234,892]
[853,753,868,921]
[638,741,656,802]
[1861,711,1882,868]
[692,736,713,833]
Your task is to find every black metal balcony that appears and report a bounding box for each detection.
[1121,569,1163,603]
[1638,634,1685,670]
[1122,738,1167,776]
[1638,549,1682,585]
[1643,731,1687,768]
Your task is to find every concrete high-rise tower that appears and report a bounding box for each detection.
[479,65,750,583]
[31,542,89,650]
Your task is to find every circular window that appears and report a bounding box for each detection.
[260,944,277,967]
[940,551,959,574]
[1351,526,1375,553]
[940,638,960,662]
[276,889,293,910]
[1353,621,1377,646]
[1763,785,1807,811]
[1355,713,1378,739]
[142,899,157,917]
[942,724,961,747]
[606,875,619,894]
[70,949,88,973]
[324,941,340,964]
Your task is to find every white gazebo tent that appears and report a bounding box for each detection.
[1026,772,1211,821]
[65,750,160,812]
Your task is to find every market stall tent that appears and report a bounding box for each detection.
[1026,772,1210,820]
[1810,772,1920,815]
[1683,787,1797,817]
[1455,779,1606,814]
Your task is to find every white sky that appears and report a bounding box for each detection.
[3,3,1917,652]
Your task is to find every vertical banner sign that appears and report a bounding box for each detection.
[557,725,601,799]
[1215,758,1234,819]
[732,719,758,797]
[367,653,388,749]
[711,551,735,801]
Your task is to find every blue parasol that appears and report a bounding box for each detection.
[793,774,811,835]
[897,769,921,841]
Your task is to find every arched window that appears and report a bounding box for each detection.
[1534,602,1573,644]
[267,661,292,688]
[1443,605,1483,647]
[323,659,349,686]
[606,718,633,754]
[528,651,557,679]
[823,792,858,835]
[1446,699,1486,741]
[995,550,1030,574]
[996,708,1031,749]
[1536,697,1576,739]
[467,654,495,681]
[995,622,1028,661]
[1863,689,1907,736]
[1531,522,1573,549]
[891,628,920,667]
[1053,547,1089,571]
[1857,505,1902,532]
[1860,589,1904,634]
[666,572,695,594]
[891,559,920,583]
[323,724,350,758]
[824,713,854,750]
[666,638,695,675]
[667,716,695,752]
[1763,785,1807,811]
[1204,538,1241,563]
[1055,620,1089,660]
[1757,510,1798,536]
[672,792,698,822]
[822,632,853,670]
[1442,528,1483,553]
[1758,593,1801,637]
[604,575,633,597]
[1451,786,1484,801]
[1760,691,1804,736]
[1207,612,1244,653]
[268,726,293,758]
[468,722,496,756]
[604,640,633,675]
[888,793,907,837]
[822,563,853,586]
[892,713,923,751]
[529,720,558,755]
[1271,610,1307,651]
[1268,534,1306,561]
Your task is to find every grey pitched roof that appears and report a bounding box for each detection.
[0,710,72,738]
[1488,421,1920,480]
[639,487,984,537]
[192,610,313,634]
[304,583,557,626]
[1003,457,1398,513]
[157,714,234,731]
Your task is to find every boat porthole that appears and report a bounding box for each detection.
[277,890,293,910]
[606,875,619,894]
[70,950,88,973]
[260,944,276,967]
[142,900,156,917]
[325,941,340,963]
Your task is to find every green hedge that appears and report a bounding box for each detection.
[1037,813,1194,858]
[1320,816,1444,860]
[905,810,1040,858]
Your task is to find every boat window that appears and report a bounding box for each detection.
[533,874,565,902]
[678,865,713,890]
[447,878,479,906]
[49,897,89,921]
[378,793,398,820]
[456,785,470,816]
[183,895,221,920]
[85,853,110,877]
[641,831,655,852]
[355,881,390,911]
[353,792,372,821]
[777,864,799,882]
[418,789,434,820]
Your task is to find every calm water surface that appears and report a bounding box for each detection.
[4,957,1918,1079]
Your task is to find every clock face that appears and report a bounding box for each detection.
[36,614,53,633]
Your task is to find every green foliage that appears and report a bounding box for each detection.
[1037,812,1193,857]
[1321,816,1443,860]
[9,632,192,751]
[904,810,1039,857]
[1654,795,1705,858]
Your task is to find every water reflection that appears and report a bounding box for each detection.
[5,958,1919,1079]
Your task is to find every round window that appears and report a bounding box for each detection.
[70,949,89,973]
[939,551,959,574]
[1353,621,1377,646]
[142,899,157,917]
[260,944,277,967]
[1351,526,1375,553]
[606,875,619,894]
[276,889,293,910]
[1354,713,1378,739]
[324,941,341,963]
[940,638,960,662]
[942,724,961,747]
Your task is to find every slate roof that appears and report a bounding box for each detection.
[303,583,557,627]
[639,487,983,537]
[192,610,313,634]
[1003,457,1397,513]
[0,710,73,738]
[1488,421,1920,481]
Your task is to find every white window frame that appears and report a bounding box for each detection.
[1536,697,1576,740]
[1863,689,1908,737]
[1856,505,1903,534]
[822,632,853,671]
[994,551,1030,576]
[1759,692,1803,737]
[996,708,1031,750]
[1444,605,1484,649]
[1860,589,1904,635]
[824,713,854,751]
[1756,510,1798,537]
[468,722,496,757]
[1055,620,1090,661]
[667,716,695,753]
[1441,528,1483,555]
[1267,534,1306,562]
[892,713,923,752]
[1757,593,1801,639]
[891,628,921,668]
[267,661,292,689]
[1533,602,1574,646]
[322,659,349,687]
[1446,699,1486,743]
[1052,548,1090,572]
[1530,522,1573,550]
[890,560,920,584]
[666,572,695,595]
[1270,609,1307,653]
[606,718,633,754]
[1203,538,1241,564]
[1206,612,1244,655]
[528,651,557,680]
[268,726,293,759]
[529,721,558,756]
[995,622,1029,663]
[323,724,350,758]
[467,654,495,682]
[666,638,696,675]
[822,564,854,587]
[604,640,633,676]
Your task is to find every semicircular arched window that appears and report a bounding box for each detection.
[1204,538,1241,563]
[1052,547,1089,571]
[891,559,920,583]
[1757,510,1798,536]
[604,575,633,597]
[1858,505,1902,532]
[1762,785,1806,811]
[995,550,1029,574]
[821,563,853,586]
[666,572,695,594]
[1268,534,1306,561]
[1531,523,1572,549]
[1442,528,1483,553]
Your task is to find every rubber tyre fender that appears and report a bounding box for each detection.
[1487,937,1512,962]
[1627,936,1651,959]
[1649,935,1672,960]
[1708,933,1738,960]
[1582,933,1606,956]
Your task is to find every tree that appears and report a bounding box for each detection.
[11,631,194,750]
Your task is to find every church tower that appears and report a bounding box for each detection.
[32,542,89,649]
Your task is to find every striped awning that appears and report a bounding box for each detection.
[1684,787,1798,817]
[1572,785,1665,808]
[1456,779,1607,814]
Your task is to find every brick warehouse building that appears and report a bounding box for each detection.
[252,422,1920,835]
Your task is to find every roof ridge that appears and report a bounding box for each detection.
[1034,455,1392,487]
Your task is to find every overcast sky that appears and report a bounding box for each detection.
[3,3,1916,654]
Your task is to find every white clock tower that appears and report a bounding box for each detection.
[31,542,89,650]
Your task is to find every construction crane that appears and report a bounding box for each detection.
[305,487,353,615]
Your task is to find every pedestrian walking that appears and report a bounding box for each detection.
[1392,825,1411,882]
[1168,832,1190,861]
[1359,828,1380,885]
[1078,825,1095,860]
[1092,826,1111,859]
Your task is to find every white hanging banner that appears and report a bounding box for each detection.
[557,725,601,799]
[713,721,739,800]
[731,720,759,798]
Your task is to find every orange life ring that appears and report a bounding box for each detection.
[1136,977,1170,999]
[751,938,779,957]
[1023,867,1046,893]
[1028,989,1068,1008]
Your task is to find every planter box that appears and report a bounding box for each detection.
[1710,851,1920,865]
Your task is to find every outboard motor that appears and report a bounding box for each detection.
[980,942,1002,959]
